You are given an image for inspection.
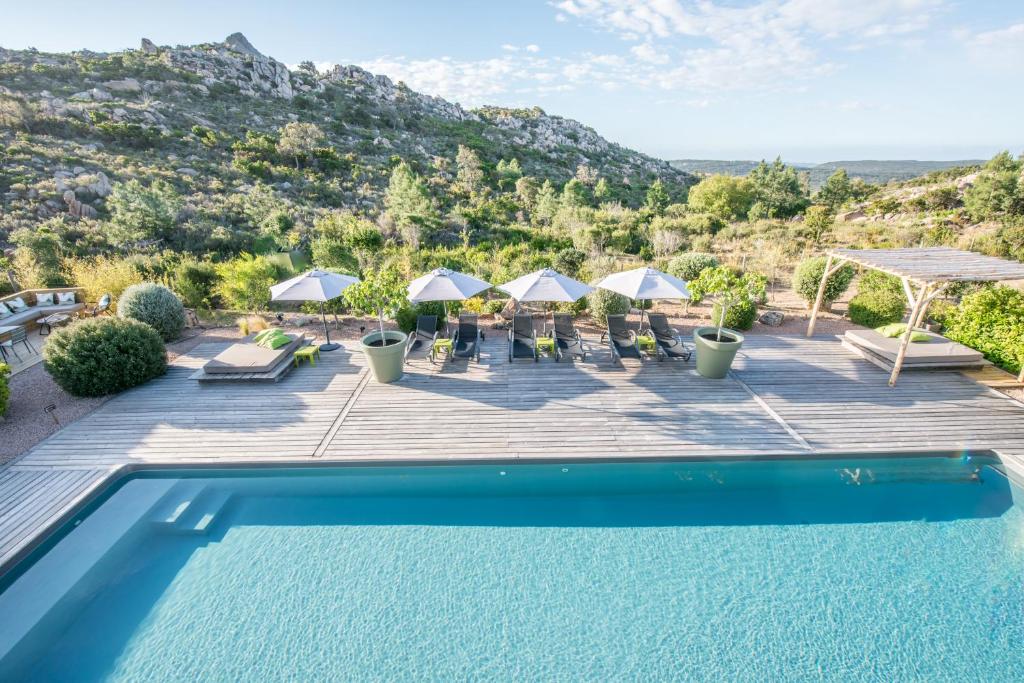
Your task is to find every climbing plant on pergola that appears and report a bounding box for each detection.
[806,247,1024,386]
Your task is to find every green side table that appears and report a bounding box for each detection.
[536,336,556,356]
[432,337,453,362]
[293,345,320,367]
[636,335,657,355]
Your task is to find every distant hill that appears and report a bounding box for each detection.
[669,159,985,189]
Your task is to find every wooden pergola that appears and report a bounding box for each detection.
[806,247,1024,386]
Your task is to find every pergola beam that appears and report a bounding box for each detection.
[805,254,850,337]
[888,281,930,387]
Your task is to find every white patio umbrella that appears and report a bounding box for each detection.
[407,268,492,331]
[270,269,360,351]
[593,267,691,328]
[497,268,593,333]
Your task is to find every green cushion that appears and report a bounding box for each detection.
[253,327,282,343]
[256,331,292,349]
[875,323,930,342]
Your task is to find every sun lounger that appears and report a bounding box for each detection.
[842,328,984,370]
[452,313,482,362]
[552,313,587,362]
[404,315,439,364]
[509,313,538,362]
[644,312,692,361]
[603,314,642,365]
[203,334,305,374]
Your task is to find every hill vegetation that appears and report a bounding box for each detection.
[670,159,985,189]
[1,33,1023,374]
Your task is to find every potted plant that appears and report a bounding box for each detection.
[344,267,409,383]
[688,266,763,378]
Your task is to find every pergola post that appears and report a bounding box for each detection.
[806,254,842,337]
[889,280,928,387]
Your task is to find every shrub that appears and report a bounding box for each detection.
[44,318,166,397]
[344,266,408,340]
[667,253,719,282]
[588,287,630,324]
[117,283,186,341]
[943,285,1024,374]
[173,259,220,309]
[848,271,906,328]
[712,298,757,331]
[215,254,279,312]
[396,301,449,333]
[792,257,855,309]
[553,247,586,277]
[65,255,145,309]
[0,362,9,417]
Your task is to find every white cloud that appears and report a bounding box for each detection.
[501,43,519,52]
[631,42,669,64]
[965,22,1024,71]
[525,44,541,53]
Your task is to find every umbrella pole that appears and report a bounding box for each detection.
[319,301,340,351]
[444,301,449,337]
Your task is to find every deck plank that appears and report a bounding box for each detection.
[3,333,1024,570]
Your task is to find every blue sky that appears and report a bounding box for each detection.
[2,1,1023,162]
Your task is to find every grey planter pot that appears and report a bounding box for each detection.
[360,330,408,383]
[693,326,744,379]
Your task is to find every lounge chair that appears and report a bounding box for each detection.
[603,314,641,365]
[552,313,587,362]
[0,326,36,362]
[452,313,482,362]
[508,313,538,362]
[404,315,439,364]
[644,312,692,361]
[87,293,112,317]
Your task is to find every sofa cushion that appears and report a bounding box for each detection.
[0,302,11,320]
[36,292,55,306]
[6,297,27,312]
[57,292,77,305]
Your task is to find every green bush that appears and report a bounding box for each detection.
[173,259,219,309]
[667,252,719,281]
[848,271,906,328]
[712,298,757,331]
[943,285,1024,374]
[0,362,9,417]
[588,287,630,324]
[215,254,280,312]
[792,257,855,309]
[117,283,186,341]
[44,318,167,397]
[396,301,449,333]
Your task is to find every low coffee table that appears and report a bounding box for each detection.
[37,313,72,335]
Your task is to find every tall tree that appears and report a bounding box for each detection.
[645,179,669,214]
[384,162,437,248]
[454,145,485,198]
[534,179,560,224]
[746,157,809,219]
[815,168,853,212]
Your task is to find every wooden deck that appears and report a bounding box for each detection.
[3,332,1024,570]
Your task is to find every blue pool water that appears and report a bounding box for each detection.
[1,455,1023,681]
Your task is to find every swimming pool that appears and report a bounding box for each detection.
[1,454,1022,681]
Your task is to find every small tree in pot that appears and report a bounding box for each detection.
[344,267,409,382]
[689,266,765,378]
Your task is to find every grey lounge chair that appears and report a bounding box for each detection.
[88,293,112,317]
[552,313,587,362]
[404,315,439,364]
[644,312,692,361]
[603,314,641,365]
[452,313,481,362]
[508,313,538,362]
[0,325,36,362]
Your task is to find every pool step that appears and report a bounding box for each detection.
[174,490,233,535]
[149,483,205,528]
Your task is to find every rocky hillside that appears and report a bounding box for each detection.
[0,33,691,241]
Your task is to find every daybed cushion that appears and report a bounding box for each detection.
[875,323,930,342]
[844,328,984,366]
[203,335,303,374]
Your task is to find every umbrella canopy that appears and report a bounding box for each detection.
[407,268,491,303]
[497,268,593,303]
[594,267,691,300]
[270,269,360,302]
